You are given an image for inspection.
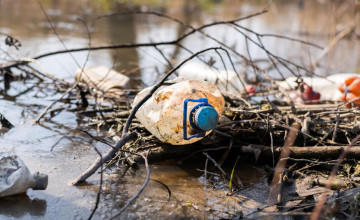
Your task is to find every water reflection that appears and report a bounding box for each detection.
[94,13,140,85]
[0,194,47,218]
[0,82,38,102]
[1,0,359,86]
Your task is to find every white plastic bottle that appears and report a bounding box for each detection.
[133,80,225,145]
[0,153,48,197]
[177,62,248,96]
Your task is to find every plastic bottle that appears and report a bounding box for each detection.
[0,153,48,197]
[177,62,248,96]
[133,80,225,145]
[75,66,131,94]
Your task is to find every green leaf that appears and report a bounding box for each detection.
[187,198,192,207]
[229,156,240,193]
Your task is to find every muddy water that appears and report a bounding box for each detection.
[0,0,359,219]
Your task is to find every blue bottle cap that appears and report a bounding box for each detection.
[194,106,219,132]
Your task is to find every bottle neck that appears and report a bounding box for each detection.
[30,172,48,190]
[192,106,219,132]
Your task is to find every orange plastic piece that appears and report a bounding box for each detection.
[348,78,360,96]
[338,76,360,107]
[345,76,360,85]
[340,92,360,107]
[339,76,360,93]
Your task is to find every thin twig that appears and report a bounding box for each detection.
[203,152,242,190]
[311,19,356,71]
[110,152,150,219]
[0,9,266,72]
[281,157,337,165]
[34,84,77,123]
[332,112,340,142]
[37,0,83,68]
[34,3,92,123]
[151,179,171,201]
[72,132,137,185]
[203,157,209,220]
[88,146,103,220]
[154,45,174,70]
[309,134,360,220]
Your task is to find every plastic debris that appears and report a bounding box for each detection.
[176,62,249,96]
[133,80,225,145]
[339,76,360,107]
[75,66,130,94]
[277,73,360,101]
[0,153,48,197]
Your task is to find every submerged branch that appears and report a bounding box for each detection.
[72,132,137,186]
